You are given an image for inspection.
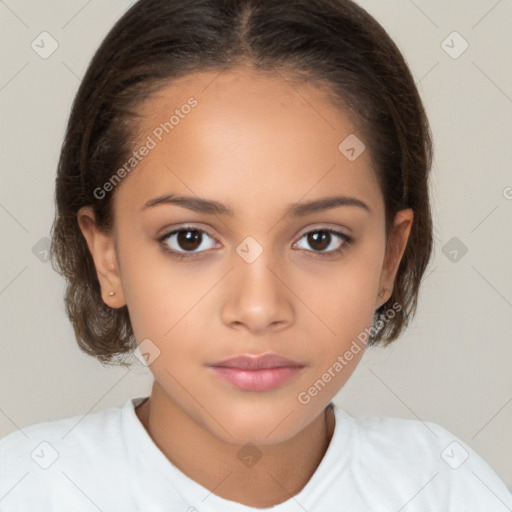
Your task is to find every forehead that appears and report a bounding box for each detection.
[115,68,382,217]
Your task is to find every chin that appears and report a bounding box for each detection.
[205,401,308,446]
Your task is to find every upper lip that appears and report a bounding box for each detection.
[209,353,304,370]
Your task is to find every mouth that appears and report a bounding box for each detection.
[208,353,305,392]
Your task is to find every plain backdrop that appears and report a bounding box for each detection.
[1,0,511,491]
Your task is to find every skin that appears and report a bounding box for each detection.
[78,68,413,507]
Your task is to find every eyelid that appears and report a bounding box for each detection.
[157,222,215,238]
[296,223,352,239]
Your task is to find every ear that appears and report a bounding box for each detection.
[376,208,414,309]
[77,206,126,308]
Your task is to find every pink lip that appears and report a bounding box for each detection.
[208,354,305,391]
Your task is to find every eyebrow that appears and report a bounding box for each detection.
[141,193,371,216]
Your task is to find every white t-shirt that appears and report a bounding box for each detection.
[0,396,510,511]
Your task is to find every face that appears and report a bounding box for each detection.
[79,68,412,445]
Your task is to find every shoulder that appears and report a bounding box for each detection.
[0,399,134,509]
[348,411,460,457]
[332,407,512,510]
[0,401,124,463]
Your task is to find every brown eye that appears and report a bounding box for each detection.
[160,227,218,255]
[176,230,202,251]
[307,231,331,251]
[295,228,351,255]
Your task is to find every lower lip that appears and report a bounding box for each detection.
[210,366,304,391]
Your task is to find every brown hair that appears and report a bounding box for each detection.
[50,0,433,366]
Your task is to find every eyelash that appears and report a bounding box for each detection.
[158,226,353,260]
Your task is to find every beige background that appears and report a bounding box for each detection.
[1,0,511,491]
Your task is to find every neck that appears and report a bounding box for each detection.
[135,382,335,508]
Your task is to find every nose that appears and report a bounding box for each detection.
[220,250,295,334]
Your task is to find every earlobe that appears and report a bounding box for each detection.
[376,208,414,309]
[77,206,126,308]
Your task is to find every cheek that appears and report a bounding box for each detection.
[119,244,218,359]
[297,244,386,370]
[117,240,178,339]
[301,251,384,330]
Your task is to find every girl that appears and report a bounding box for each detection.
[1,0,510,510]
